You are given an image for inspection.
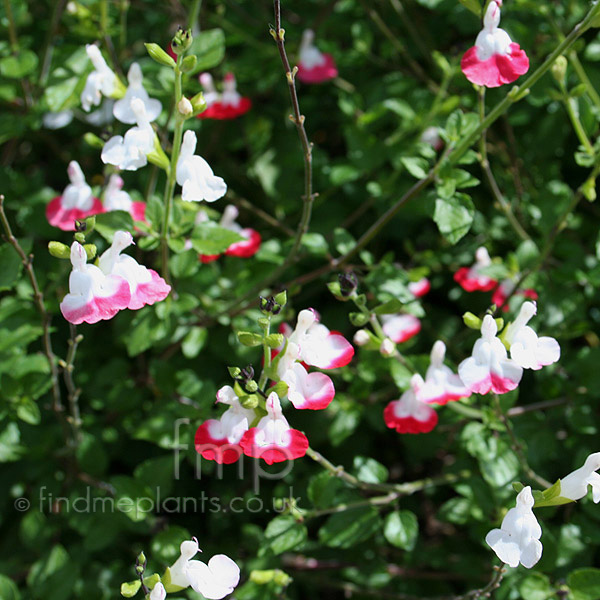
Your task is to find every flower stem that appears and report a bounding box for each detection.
[563,95,595,156]
[258,315,272,391]
[63,324,83,446]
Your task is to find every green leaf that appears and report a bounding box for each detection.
[16,397,41,425]
[401,156,429,179]
[182,327,208,358]
[120,580,142,598]
[94,210,134,242]
[319,507,381,548]
[0,50,38,78]
[519,572,553,600]
[373,298,404,315]
[0,422,24,462]
[237,331,264,347]
[301,232,329,256]
[190,222,244,255]
[568,568,600,600]
[459,0,482,16]
[353,456,389,484]
[260,515,307,556]
[390,360,412,390]
[433,193,475,244]
[0,575,20,600]
[0,243,22,291]
[189,29,226,72]
[384,510,419,551]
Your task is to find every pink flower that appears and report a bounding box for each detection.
[240,392,308,465]
[297,29,338,84]
[46,161,104,231]
[419,341,471,405]
[458,314,522,395]
[461,1,529,88]
[60,242,131,325]
[384,374,438,434]
[492,279,538,312]
[197,72,252,120]
[98,231,170,310]
[381,314,421,344]
[408,277,431,298]
[103,174,146,223]
[195,386,255,465]
[454,246,497,292]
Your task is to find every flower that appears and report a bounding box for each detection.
[81,44,118,111]
[102,174,146,222]
[504,301,560,370]
[169,538,240,599]
[461,1,529,88]
[149,583,166,600]
[46,161,104,231]
[458,314,522,394]
[353,329,371,346]
[297,29,338,84]
[176,130,227,202]
[199,205,261,263]
[408,277,431,298]
[559,452,600,503]
[101,98,155,171]
[485,486,542,568]
[381,314,421,344]
[197,72,252,120]
[383,374,438,434]
[454,246,497,292]
[286,308,354,369]
[240,392,309,464]
[277,342,335,410]
[419,341,471,405]
[97,231,170,310]
[113,62,162,124]
[43,110,74,130]
[195,386,255,464]
[492,279,538,312]
[60,242,131,324]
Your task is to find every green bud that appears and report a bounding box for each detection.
[273,570,292,587]
[237,331,263,347]
[142,574,160,589]
[74,232,86,244]
[241,395,259,409]
[494,317,504,331]
[171,27,193,55]
[271,381,289,399]
[83,215,96,235]
[582,177,597,202]
[177,96,193,117]
[48,241,71,259]
[463,311,481,330]
[250,570,276,585]
[265,333,285,348]
[83,132,104,149]
[136,551,147,566]
[83,244,97,260]
[257,317,269,328]
[274,290,287,307]
[348,312,369,327]
[551,55,568,86]
[228,366,242,379]
[327,281,345,301]
[181,54,197,73]
[191,91,207,115]
[245,380,258,393]
[144,42,176,67]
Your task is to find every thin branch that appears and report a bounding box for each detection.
[63,323,83,446]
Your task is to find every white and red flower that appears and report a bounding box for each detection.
[504,301,560,370]
[419,341,471,405]
[169,538,240,599]
[240,392,308,465]
[60,242,131,325]
[176,130,227,202]
[458,314,522,395]
[81,44,118,112]
[98,231,170,310]
[384,374,438,434]
[102,174,146,222]
[461,1,529,88]
[195,386,255,465]
[408,277,431,298]
[199,205,261,263]
[197,72,252,120]
[381,314,421,344]
[113,62,162,124]
[454,246,497,292]
[297,29,338,84]
[46,161,104,231]
[492,279,538,312]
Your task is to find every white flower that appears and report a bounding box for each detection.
[43,110,74,129]
[113,62,162,124]
[103,174,133,212]
[149,583,166,600]
[504,302,560,370]
[379,338,395,357]
[485,486,543,568]
[199,72,220,106]
[213,385,256,443]
[81,44,117,111]
[176,130,227,202]
[221,72,242,107]
[101,98,155,171]
[474,1,513,61]
[559,452,600,503]
[299,29,326,69]
[60,161,95,211]
[169,538,240,599]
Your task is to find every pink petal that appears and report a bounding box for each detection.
[197,97,252,120]
[461,44,529,88]
[46,196,104,231]
[239,428,308,465]
[225,228,261,258]
[195,421,244,464]
[297,53,338,84]
[128,269,171,310]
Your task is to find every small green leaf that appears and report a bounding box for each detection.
[260,515,307,556]
[237,332,263,347]
[401,156,429,179]
[459,0,482,17]
[120,580,141,598]
[567,568,600,600]
[94,211,134,242]
[433,193,475,244]
[0,50,38,78]
[189,29,226,72]
[190,222,244,255]
[384,510,419,550]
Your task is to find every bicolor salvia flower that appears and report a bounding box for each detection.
[101,98,155,171]
[558,452,600,503]
[198,72,252,120]
[60,242,131,325]
[381,313,421,344]
[102,174,146,222]
[98,231,170,310]
[113,62,162,124]
[492,278,538,312]
[149,583,166,600]
[458,314,522,394]
[419,341,471,405]
[297,29,338,84]
[384,373,438,434]
[176,130,227,202]
[461,0,529,88]
[408,277,431,298]
[199,205,261,262]
[240,392,309,465]
[168,538,240,599]
[503,301,560,370]
[194,386,255,464]
[46,161,104,231]
[454,246,497,292]
[81,44,118,111]
[485,486,542,568]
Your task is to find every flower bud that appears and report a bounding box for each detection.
[551,56,568,86]
[380,338,395,357]
[83,244,97,260]
[241,395,259,410]
[144,42,176,68]
[177,97,193,117]
[353,329,370,346]
[181,54,198,73]
[245,380,258,393]
[191,91,207,115]
[171,27,193,55]
[463,311,482,330]
[338,271,358,297]
[48,241,71,259]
